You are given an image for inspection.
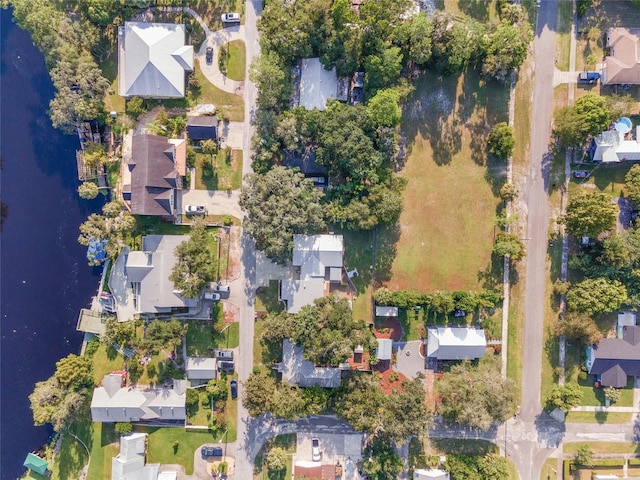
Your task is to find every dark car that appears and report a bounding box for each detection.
[230,379,237,399]
[205,47,213,64]
[217,360,234,373]
[578,71,600,84]
[201,446,223,458]
[573,170,590,179]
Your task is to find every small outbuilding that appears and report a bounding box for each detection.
[299,57,338,111]
[375,306,398,317]
[23,453,48,476]
[185,357,217,383]
[376,338,393,361]
[414,468,450,480]
[186,115,219,141]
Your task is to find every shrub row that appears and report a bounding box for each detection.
[373,288,502,313]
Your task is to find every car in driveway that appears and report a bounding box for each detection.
[221,12,240,23]
[214,349,233,360]
[217,360,234,373]
[205,47,213,64]
[204,292,221,301]
[311,438,321,461]
[213,283,230,293]
[185,204,206,214]
[230,379,237,399]
[201,446,223,458]
[578,71,600,84]
[573,170,590,179]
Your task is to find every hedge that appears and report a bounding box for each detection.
[564,460,572,478]
[628,458,640,466]
[590,458,626,466]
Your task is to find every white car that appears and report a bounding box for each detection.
[221,12,240,23]
[204,292,221,301]
[311,438,321,462]
[185,205,205,214]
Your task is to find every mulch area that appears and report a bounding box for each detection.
[222,302,238,323]
[373,317,403,342]
[374,362,408,394]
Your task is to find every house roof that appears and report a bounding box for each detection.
[91,373,186,422]
[299,57,339,110]
[414,469,450,480]
[375,306,399,317]
[604,28,640,85]
[23,453,48,475]
[126,235,198,314]
[618,311,637,327]
[130,134,182,217]
[282,150,327,176]
[278,339,342,388]
[185,357,217,380]
[186,116,219,140]
[589,325,640,387]
[376,338,393,360]
[118,22,193,98]
[426,327,487,360]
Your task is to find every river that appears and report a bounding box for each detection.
[1,9,104,479]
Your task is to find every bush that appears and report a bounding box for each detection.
[563,460,572,478]
[628,458,640,466]
[115,422,133,435]
[85,336,100,356]
[223,215,233,226]
[578,370,587,381]
[78,181,99,200]
[126,96,146,118]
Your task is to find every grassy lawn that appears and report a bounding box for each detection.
[194,150,243,191]
[186,318,239,356]
[91,344,125,384]
[443,0,499,22]
[138,426,221,475]
[573,162,633,199]
[253,434,296,480]
[81,422,119,480]
[253,319,284,366]
[427,438,499,455]
[255,280,284,313]
[339,229,374,323]
[219,40,246,82]
[49,431,89,480]
[507,283,525,402]
[191,63,244,122]
[393,70,508,293]
[184,0,245,31]
[541,457,559,480]
[554,0,573,72]
[565,411,632,423]
[564,442,640,454]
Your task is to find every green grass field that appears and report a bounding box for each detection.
[186,319,239,356]
[564,442,640,454]
[194,149,243,191]
[91,344,125,384]
[253,433,296,480]
[554,0,573,72]
[565,411,633,423]
[219,40,246,82]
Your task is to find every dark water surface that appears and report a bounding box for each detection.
[1,9,104,479]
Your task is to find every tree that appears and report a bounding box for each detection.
[115,422,133,435]
[126,97,146,118]
[186,388,199,415]
[265,447,288,472]
[487,122,515,160]
[335,373,387,433]
[566,278,627,315]
[169,219,215,298]
[493,232,526,261]
[563,191,617,238]
[604,386,621,405]
[126,355,144,383]
[405,13,433,66]
[29,376,89,432]
[499,183,518,200]
[206,379,229,402]
[240,166,325,264]
[361,436,403,480]
[249,51,292,112]
[478,453,510,480]
[555,311,603,346]
[625,164,640,207]
[576,444,593,466]
[142,319,186,354]
[201,139,217,156]
[78,181,99,199]
[436,356,515,430]
[482,18,532,82]
[545,383,583,412]
[54,354,94,390]
[83,142,108,169]
[383,376,433,441]
[242,370,277,417]
[430,13,485,75]
[554,93,611,147]
[102,317,136,348]
[366,89,402,128]
[364,47,403,95]
[78,201,136,260]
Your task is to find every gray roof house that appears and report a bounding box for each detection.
[280,234,344,313]
[185,357,217,383]
[375,306,399,317]
[587,325,640,387]
[603,27,640,85]
[127,134,184,218]
[118,22,194,98]
[277,339,342,388]
[91,373,187,423]
[125,235,198,314]
[376,338,393,361]
[426,327,487,361]
[186,115,218,140]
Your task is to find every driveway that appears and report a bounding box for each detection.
[218,121,244,150]
[198,26,246,94]
[180,189,243,219]
[394,341,425,380]
[255,250,293,289]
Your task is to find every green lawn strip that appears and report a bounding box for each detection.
[138,427,220,475]
[92,344,125,384]
[84,422,118,480]
[338,228,373,323]
[194,150,243,191]
[186,319,239,356]
[565,411,632,423]
[507,290,525,402]
[540,457,559,480]
[225,382,238,442]
[396,309,422,341]
[106,77,126,115]
[444,0,499,21]
[255,280,284,313]
[564,442,640,454]
[554,0,573,72]
[49,431,89,480]
[192,62,244,122]
[253,434,296,480]
[575,162,633,199]
[513,54,534,168]
[219,40,246,81]
[428,438,498,455]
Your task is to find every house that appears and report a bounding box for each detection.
[111,432,178,480]
[426,327,487,361]
[618,311,637,330]
[118,22,194,98]
[185,357,217,384]
[186,115,218,141]
[280,234,344,313]
[376,338,393,361]
[282,151,328,187]
[299,58,339,111]
[603,28,640,85]
[124,235,198,314]
[125,134,185,218]
[23,453,48,476]
[277,339,342,388]
[91,373,187,423]
[375,306,399,317]
[414,469,450,480]
[590,126,640,163]
[586,325,640,387]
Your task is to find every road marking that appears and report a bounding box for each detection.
[576,433,627,441]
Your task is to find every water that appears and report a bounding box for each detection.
[1,9,104,479]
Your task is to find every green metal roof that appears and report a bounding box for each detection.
[23,453,48,475]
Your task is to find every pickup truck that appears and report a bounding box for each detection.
[578,71,600,84]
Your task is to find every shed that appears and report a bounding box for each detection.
[414,468,450,480]
[185,357,217,382]
[376,338,393,361]
[23,453,48,476]
[375,306,398,317]
[186,115,218,140]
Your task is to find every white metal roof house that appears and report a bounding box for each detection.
[91,373,187,423]
[299,58,339,110]
[125,235,198,315]
[185,357,217,383]
[426,327,486,361]
[118,22,194,98]
[376,338,393,361]
[414,469,450,480]
[280,234,344,313]
[590,127,640,162]
[112,432,177,480]
[277,339,342,388]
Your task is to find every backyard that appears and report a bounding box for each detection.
[186,380,238,441]
[186,318,240,356]
[194,149,243,191]
[253,433,297,480]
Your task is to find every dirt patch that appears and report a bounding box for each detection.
[225,226,242,281]
[373,317,403,342]
[223,302,238,324]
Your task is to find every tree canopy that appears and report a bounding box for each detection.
[493,232,526,261]
[566,278,627,315]
[563,191,617,238]
[487,122,515,160]
[625,164,640,207]
[169,219,215,298]
[482,11,532,82]
[545,383,583,412]
[555,311,603,346]
[141,319,186,355]
[78,201,136,263]
[554,93,612,147]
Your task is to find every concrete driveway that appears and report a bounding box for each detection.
[394,341,425,380]
[180,189,243,219]
[218,121,244,150]
[255,251,293,289]
[295,432,363,480]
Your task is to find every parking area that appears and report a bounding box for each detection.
[294,432,363,480]
[394,340,426,380]
[255,250,293,288]
[180,189,243,219]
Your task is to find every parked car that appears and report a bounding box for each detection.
[217,360,234,373]
[230,379,237,399]
[311,438,321,462]
[573,170,590,179]
[204,292,221,301]
[185,204,206,214]
[213,284,230,293]
[221,12,240,23]
[214,349,234,359]
[201,446,223,458]
[578,71,600,84]
[205,47,213,64]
